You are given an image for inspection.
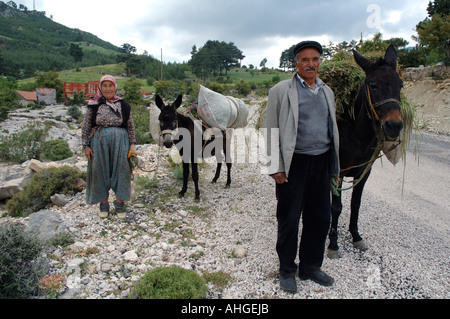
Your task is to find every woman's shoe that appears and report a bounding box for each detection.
[99,202,110,218]
[114,200,126,219]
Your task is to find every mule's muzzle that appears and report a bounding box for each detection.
[382,120,403,139]
[160,130,175,149]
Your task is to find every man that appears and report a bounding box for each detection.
[264,41,340,293]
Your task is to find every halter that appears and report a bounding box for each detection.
[366,84,402,122]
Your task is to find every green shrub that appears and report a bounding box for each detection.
[41,139,73,161]
[6,166,85,217]
[0,223,48,298]
[130,266,208,299]
[0,122,49,164]
[132,104,153,145]
[235,80,251,96]
[67,105,82,121]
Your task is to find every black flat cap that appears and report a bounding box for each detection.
[294,41,323,56]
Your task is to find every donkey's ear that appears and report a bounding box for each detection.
[173,95,183,109]
[353,49,372,73]
[155,95,164,110]
[384,44,398,69]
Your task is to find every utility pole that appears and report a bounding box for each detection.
[33,0,36,11]
[160,48,163,81]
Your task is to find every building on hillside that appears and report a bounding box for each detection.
[36,88,57,105]
[64,81,100,101]
[16,90,37,106]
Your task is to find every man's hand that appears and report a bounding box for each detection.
[270,172,288,184]
[84,146,94,162]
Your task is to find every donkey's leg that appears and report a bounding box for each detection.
[212,163,222,183]
[179,163,190,198]
[225,163,232,188]
[349,172,371,251]
[328,181,343,259]
[191,162,200,201]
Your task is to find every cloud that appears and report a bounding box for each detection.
[14,0,429,68]
[129,0,428,67]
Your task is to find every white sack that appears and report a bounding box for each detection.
[197,85,248,130]
[149,103,163,146]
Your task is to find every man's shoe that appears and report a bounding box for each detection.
[299,270,334,286]
[280,276,297,293]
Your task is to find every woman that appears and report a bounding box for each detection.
[81,75,137,219]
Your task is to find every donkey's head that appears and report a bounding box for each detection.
[353,44,404,139]
[155,95,182,148]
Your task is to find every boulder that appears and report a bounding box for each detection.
[24,209,69,242]
[0,164,33,200]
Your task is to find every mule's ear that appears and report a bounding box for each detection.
[155,95,164,110]
[384,44,398,69]
[353,49,372,73]
[173,94,182,109]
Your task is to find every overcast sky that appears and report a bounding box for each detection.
[14,0,429,68]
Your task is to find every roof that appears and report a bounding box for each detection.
[16,90,37,101]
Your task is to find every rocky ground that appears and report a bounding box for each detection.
[0,78,448,300]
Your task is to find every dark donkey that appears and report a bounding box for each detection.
[328,45,404,259]
[155,95,232,201]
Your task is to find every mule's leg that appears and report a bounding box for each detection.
[212,163,222,183]
[349,172,371,251]
[225,163,232,188]
[328,181,343,259]
[179,163,190,198]
[191,162,200,201]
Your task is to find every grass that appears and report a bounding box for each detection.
[18,65,293,95]
[18,64,155,93]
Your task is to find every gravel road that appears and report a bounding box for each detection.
[195,130,449,299]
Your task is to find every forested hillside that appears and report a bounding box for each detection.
[0,1,122,78]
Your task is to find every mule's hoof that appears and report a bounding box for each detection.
[194,197,200,202]
[327,249,340,259]
[353,240,368,251]
[211,179,217,184]
[178,192,185,198]
[225,184,231,189]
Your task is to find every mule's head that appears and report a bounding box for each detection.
[155,95,182,148]
[353,44,404,139]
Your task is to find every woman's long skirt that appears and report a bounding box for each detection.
[86,127,131,205]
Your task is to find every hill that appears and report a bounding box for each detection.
[0,1,122,79]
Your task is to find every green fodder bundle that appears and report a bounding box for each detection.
[319,59,366,121]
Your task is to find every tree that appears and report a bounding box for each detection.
[69,43,84,71]
[121,43,137,54]
[414,0,450,65]
[427,0,450,16]
[279,45,296,70]
[189,40,245,79]
[260,58,267,68]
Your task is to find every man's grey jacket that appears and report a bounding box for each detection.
[264,75,340,178]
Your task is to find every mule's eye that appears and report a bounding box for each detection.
[369,82,377,90]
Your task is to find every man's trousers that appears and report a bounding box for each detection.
[276,151,331,277]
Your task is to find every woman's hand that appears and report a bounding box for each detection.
[128,143,137,158]
[270,172,288,184]
[84,146,94,162]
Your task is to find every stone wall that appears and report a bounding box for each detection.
[403,64,449,81]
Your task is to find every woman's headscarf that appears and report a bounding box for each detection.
[88,75,122,112]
